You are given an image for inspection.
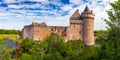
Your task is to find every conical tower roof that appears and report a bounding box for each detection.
[84,5,90,12]
[70,9,81,20]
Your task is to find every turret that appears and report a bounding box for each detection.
[70,9,82,24]
[81,5,95,46]
[66,9,83,40]
[70,9,81,20]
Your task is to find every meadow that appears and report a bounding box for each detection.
[0,34,17,40]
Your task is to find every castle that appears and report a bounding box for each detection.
[22,6,95,46]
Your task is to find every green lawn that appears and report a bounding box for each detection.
[0,34,17,40]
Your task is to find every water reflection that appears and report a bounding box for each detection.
[2,39,17,48]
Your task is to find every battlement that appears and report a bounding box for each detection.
[70,20,83,24]
[81,13,94,19]
[32,22,47,27]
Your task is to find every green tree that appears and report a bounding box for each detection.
[105,0,120,37]
[0,45,13,60]
[21,38,35,53]
[16,34,101,60]
[43,34,65,60]
[30,41,48,60]
[94,30,108,44]
[0,29,21,34]
[65,40,84,60]
[99,0,120,60]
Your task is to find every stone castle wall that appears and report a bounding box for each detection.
[22,25,34,39]
[22,22,83,41]
[33,25,51,41]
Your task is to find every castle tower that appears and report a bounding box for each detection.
[81,5,95,46]
[70,9,82,25]
[70,9,81,20]
[66,9,83,40]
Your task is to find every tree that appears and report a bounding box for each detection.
[21,38,35,53]
[0,29,21,34]
[100,0,120,60]
[105,0,120,37]
[0,45,13,60]
[94,30,107,44]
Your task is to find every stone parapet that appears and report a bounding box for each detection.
[70,20,83,24]
[81,13,94,19]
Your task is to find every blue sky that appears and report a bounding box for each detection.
[0,0,117,30]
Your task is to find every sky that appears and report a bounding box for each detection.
[0,0,117,30]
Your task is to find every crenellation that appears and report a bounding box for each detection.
[70,20,83,24]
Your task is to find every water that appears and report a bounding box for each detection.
[2,39,17,48]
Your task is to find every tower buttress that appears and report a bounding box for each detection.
[81,5,95,46]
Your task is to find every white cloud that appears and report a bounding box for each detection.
[0,16,27,30]
[4,0,49,3]
[68,4,85,16]
[0,0,117,30]
[8,5,24,9]
[61,4,73,11]
[93,6,108,30]
[0,22,26,30]
[110,0,117,3]
[3,0,16,3]
[102,0,110,3]
[31,0,49,2]
[70,0,82,4]
[43,15,70,26]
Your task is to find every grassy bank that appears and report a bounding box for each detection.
[0,34,17,40]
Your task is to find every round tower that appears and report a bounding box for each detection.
[81,5,95,46]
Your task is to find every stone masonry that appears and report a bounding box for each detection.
[22,6,95,46]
